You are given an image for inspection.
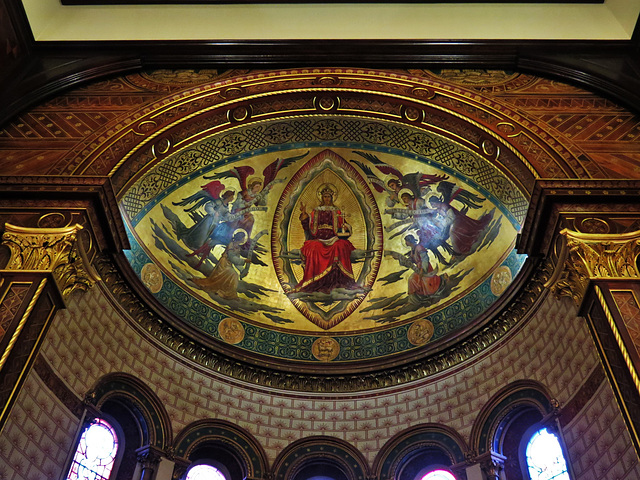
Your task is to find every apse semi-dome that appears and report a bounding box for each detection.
[113,69,537,382]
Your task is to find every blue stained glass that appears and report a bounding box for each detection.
[526,428,570,480]
[66,418,118,480]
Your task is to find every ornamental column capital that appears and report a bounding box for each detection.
[136,445,164,468]
[545,228,640,306]
[2,222,100,301]
[477,451,506,480]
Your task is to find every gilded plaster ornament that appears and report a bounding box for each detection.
[547,228,640,305]
[141,263,164,293]
[1,223,100,300]
[311,337,340,361]
[490,266,512,296]
[407,319,434,346]
[218,318,245,344]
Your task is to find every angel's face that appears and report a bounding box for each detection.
[251,182,262,194]
[388,180,401,192]
[223,192,234,204]
[401,193,412,205]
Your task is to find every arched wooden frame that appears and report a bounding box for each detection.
[88,372,173,450]
[469,380,553,456]
[373,424,468,480]
[173,419,268,480]
[272,436,370,480]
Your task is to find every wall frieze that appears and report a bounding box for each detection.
[94,252,548,392]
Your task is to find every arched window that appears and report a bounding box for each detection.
[66,418,119,480]
[398,447,456,480]
[185,463,228,480]
[292,461,349,480]
[524,427,570,480]
[420,469,457,480]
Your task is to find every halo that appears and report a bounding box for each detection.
[247,176,263,189]
[398,188,414,199]
[316,183,339,203]
[221,188,236,198]
[384,173,401,187]
[232,228,248,245]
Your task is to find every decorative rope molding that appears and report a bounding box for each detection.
[594,285,640,397]
[0,278,46,374]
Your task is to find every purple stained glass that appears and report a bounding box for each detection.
[66,418,118,480]
[420,470,457,480]
[185,464,227,480]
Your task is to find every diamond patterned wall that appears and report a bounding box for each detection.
[0,281,638,478]
[0,372,78,480]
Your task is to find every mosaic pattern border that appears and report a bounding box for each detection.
[121,117,529,225]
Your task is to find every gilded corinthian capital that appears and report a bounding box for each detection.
[546,228,640,305]
[1,223,100,300]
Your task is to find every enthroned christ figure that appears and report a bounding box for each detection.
[291,183,361,294]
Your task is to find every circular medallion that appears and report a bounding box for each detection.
[312,337,340,361]
[141,263,163,293]
[407,319,434,346]
[490,266,513,296]
[218,318,245,344]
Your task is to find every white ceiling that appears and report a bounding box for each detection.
[22,0,640,41]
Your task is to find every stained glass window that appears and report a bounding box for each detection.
[420,470,456,480]
[185,464,227,480]
[66,418,119,480]
[525,428,570,480]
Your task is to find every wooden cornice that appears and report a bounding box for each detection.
[1,40,640,128]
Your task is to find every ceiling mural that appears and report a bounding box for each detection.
[121,115,527,366]
[6,65,638,385]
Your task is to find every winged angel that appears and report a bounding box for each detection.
[349,151,501,323]
[151,151,308,324]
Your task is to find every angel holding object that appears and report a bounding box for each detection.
[206,151,309,236]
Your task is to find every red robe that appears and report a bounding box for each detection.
[407,244,442,296]
[293,207,358,293]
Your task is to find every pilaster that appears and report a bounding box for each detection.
[0,223,99,432]
[519,179,640,455]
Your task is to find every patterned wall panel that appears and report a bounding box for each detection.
[0,370,80,480]
[563,379,640,479]
[1,69,639,181]
[30,283,604,466]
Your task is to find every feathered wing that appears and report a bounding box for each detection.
[262,151,309,187]
[349,159,386,193]
[437,181,485,209]
[352,150,404,185]
[205,166,255,193]
[402,172,450,198]
[172,190,211,212]
[172,180,226,213]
